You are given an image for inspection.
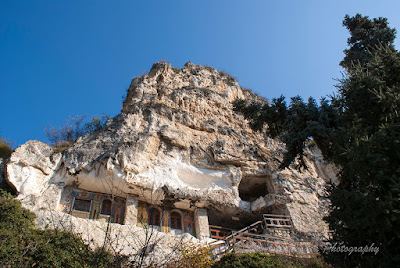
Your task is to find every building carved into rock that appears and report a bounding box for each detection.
[4,62,337,254]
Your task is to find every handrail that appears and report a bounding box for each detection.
[224,220,264,241]
[211,215,325,259]
[232,230,317,243]
[209,225,236,240]
[209,225,235,232]
[263,214,291,218]
[211,214,326,259]
[237,220,263,233]
[227,233,324,256]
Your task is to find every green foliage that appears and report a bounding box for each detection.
[45,114,109,146]
[0,137,13,159]
[0,189,35,230]
[323,43,400,268]
[0,189,124,267]
[233,95,339,170]
[170,243,214,268]
[340,14,396,71]
[0,179,16,195]
[212,253,326,268]
[234,14,400,267]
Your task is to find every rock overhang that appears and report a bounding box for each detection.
[4,61,337,238]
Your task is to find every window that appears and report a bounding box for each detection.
[170,211,182,230]
[149,208,161,226]
[72,198,91,212]
[101,199,112,215]
[113,203,125,224]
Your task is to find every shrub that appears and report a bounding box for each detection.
[0,189,124,267]
[0,137,13,159]
[173,243,214,268]
[45,114,109,147]
[212,253,327,268]
[0,179,16,195]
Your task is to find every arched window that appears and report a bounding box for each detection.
[101,199,112,215]
[149,208,161,226]
[113,203,124,224]
[170,211,182,230]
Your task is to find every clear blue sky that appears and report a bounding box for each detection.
[1,0,400,146]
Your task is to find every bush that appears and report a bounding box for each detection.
[45,114,109,146]
[212,253,327,268]
[0,137,13,159]
[0,179,16,195]
[0,189,124,267]
[169,243,214,268]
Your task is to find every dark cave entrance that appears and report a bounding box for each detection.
[207,203,290,239]
[207,207,256,231]
[238,175,273,202]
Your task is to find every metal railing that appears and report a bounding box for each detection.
[225,232,322,257]
[209,225,235,240]
[210,213,324,258]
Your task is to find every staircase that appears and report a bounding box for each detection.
[210,214,323,259]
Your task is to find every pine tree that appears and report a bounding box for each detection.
[340,14,396,71]
[234,14,400,267]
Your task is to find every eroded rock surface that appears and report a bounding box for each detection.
[5,62,337,248]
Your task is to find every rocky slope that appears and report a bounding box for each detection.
[5,62,336,245]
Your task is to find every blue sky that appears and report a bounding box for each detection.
[1,0,400,146]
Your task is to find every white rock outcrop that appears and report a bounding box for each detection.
[4,62,337,255]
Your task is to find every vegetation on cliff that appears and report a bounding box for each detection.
[212,253,326,268]
[0,186,216,267]
[234,14,400,267]
[0,137,13,159]
[44,114,109,147]
[0,189,123,267]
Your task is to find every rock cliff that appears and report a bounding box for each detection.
[4,62,336,249]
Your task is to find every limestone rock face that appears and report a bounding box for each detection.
[7,141,61,194]
[5,62,336,241]
[5,141,63,213]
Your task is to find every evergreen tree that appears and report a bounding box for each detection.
[234,14,400,267]
[340,14,396,71]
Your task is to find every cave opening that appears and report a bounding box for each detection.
[207,207,256,231]
[238,176,272,202]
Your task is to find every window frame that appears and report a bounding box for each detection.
[148,207,162,227]
[170,210,183,231]
[71,197,92,213]
[100,199,112,216]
